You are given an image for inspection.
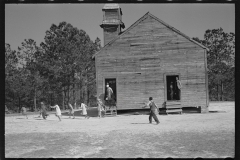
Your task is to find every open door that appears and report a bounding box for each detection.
[165,75,181,101]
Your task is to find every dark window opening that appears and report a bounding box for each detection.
[166,75,181,101]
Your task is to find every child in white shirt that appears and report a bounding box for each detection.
[50,104,62,121]
[80,103,90,119]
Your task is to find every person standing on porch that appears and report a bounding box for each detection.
[143,97,160,125]
[170,82,174,100]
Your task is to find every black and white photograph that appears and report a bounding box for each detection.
[5,2,235,159]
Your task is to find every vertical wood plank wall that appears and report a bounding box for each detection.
[96,15,208,112]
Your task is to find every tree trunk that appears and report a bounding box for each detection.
[34,87,37,111]
[62,87,65,110]
[87,89,90,107]
[48,91,50,106]
[81,87,84,104]
[67,84,70,105]
[18,96,21,113]
[73,83,76,109]
[79,87,82,104]
[79,73,83,104]
[64,89,67,110]
[50,93,53,106]
[86,74,90,106]
[221,81,224,101]
[85,85,87,105]
[83,79,87,104]
[217,80,220,101]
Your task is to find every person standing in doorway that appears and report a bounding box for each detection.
[143,97,160,125]
[105,83,115,110]
[170,82,174,100]
[105,83,113,100]
[176,77,182,100]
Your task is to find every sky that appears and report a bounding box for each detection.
[5,3,235,51]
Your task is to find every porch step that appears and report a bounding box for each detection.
[104,106,117,116]
[162,101,182,115]
[166,109,182,114]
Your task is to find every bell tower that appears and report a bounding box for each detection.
[100,4,125,46]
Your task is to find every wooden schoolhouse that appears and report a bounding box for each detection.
[93,4,209,113]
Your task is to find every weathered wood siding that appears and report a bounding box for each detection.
[96,15,208,112]
[103,9,121,45]
[104,10,119,20]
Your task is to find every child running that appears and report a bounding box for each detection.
[68,103,75,119]
[97,98,105,118]
[50,103,62,121]
[21,106,28,119]
[40,102,48,120]
[81,103,90,119]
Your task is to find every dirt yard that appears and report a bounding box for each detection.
[5,102,235,158]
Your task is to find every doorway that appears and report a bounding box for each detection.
[105,78,117,102]
[166,75,181,101]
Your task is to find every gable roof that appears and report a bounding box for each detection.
[92,12,208,59]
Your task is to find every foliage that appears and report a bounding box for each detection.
[5,44,18,76]
[5,44,21,112]
[193,28,235,101]
[5,22,101,112]
[38,22,100,108]
[18,39,47,111]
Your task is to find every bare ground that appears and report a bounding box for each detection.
[5,102,235,158]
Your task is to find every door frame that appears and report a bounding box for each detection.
[163,73,181,102]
